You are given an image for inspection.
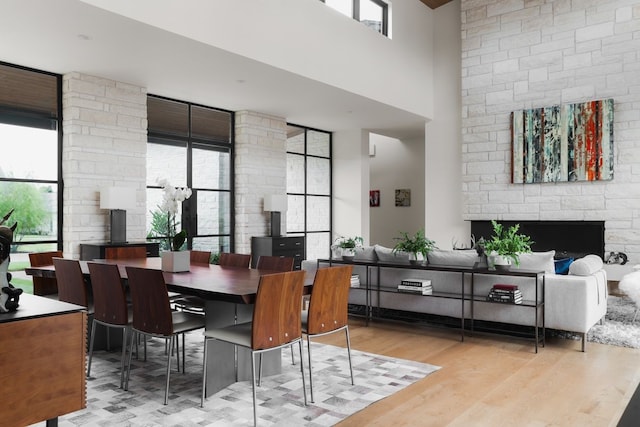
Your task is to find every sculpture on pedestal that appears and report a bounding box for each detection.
[0,209,22,313]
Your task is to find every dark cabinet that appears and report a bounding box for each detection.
[251,236,305,270]
[79,242,160,260]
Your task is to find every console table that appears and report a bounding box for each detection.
[0,293,86,426]
[80,241,160,260]
[318,258,545,352]
[251,236,305,270]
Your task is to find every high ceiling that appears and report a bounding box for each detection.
[0,0,432,139]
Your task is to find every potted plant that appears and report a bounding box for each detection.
[334,236,364,261]
[483,220,533,270]
[393,229,436,265]
[157,178,192,272]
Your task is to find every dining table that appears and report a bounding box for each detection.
[25,257,314,397]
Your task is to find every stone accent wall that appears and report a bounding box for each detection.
[461,0,640,260]
[234,111,287,254]
[62,73,147,258]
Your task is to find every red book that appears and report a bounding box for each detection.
[493,284,518,291]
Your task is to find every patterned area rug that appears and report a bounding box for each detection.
[49,331,439,426]
[587,295,640,349]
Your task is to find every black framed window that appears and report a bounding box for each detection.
[146,95,234,255]
[322,0,389,36]
[286,124,332,260]
[0,62,62,262]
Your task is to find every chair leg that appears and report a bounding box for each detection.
[307,335,314,403]
[164,335,174,405]
[120,327,129,389]
[298,340,308,406]
[345,326,354,385]
[182,333,186,374]
[125,330,137,391]
[201,338,209,407]
[175,335,181,373]
[633,307,639,322]
[291,343,295,365]
[251,351,258,427]
[258,353,263,387]
[87,320,97,378]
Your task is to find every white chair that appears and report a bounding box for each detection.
[619,270,640,321]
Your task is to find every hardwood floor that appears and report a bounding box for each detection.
[312,317,640,426]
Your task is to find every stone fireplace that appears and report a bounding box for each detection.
[470,221,605,260]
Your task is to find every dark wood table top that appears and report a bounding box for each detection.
[25,258,313,304]
[0,293,85,324]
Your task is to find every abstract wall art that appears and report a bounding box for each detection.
[511,98,614,183]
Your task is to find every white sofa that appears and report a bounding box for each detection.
[302,246,608,351]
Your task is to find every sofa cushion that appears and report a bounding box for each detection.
[427,249,478,267]
[569,254,604,276]
[516,250,556,274]
[374,244,410,264]
[354,246,377,262]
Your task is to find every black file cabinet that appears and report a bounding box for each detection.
[251,236,305,270]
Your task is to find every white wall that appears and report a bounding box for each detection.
[333,130,370,245]
[81,0,435,121]
[369,133,426,247]
[426,0,468,250]
[461,0,640,261]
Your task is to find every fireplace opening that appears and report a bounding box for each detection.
[470,220,605,260]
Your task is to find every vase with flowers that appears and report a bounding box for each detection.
[334,236,364,261]
[157,179,192,272]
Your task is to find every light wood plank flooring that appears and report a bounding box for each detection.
[312,318,640,426]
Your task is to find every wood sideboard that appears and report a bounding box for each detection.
[0,293,87,426]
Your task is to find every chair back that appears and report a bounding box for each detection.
[306,265,353,335]
[190,250,212,264]
[125,267,174,336]
[53,257,89,307]
[87,262,128,325]
[256,255,295,272]
[219,252,251,268]
[29,250,63,295]
[251,270,305,350]
[104,246,147,259]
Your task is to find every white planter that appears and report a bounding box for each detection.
[161,250,190,272]
[490,254,512,270]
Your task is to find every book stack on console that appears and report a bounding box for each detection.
[350,274,360,288]
[398,279,432,295]
[487,284,523,304]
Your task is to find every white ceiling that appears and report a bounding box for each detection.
[0,0,427,139]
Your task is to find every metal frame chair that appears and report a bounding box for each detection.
[219,252,251,268]
[303,265,354,403]
[52,257,89,308]
[86,262,131,388]
[124,266,205,404]
[255,255,295,272]
[29,251,63,296]
[201,270,307,426]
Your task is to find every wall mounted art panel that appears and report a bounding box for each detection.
[511,98,614,183]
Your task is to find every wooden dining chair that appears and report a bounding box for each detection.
[124,266,205,405]
[52,257,90,309]
[302,265,354,403]
[255,255,295,272]
[87,262,131,388]
[29,250,63,295]
[201,270,308,426]
[104,246,147,259]
[218,252,251,268]
[190,250,212,264]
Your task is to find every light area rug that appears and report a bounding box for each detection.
[47,331,439,427]
[587,295,640,349]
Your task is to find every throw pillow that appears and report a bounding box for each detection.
[516,250,556,274]
[569,254,604,276]
[374,244,410,264]
[354,246,378,262]
[427,249,478,267]
[554,257,574,275]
